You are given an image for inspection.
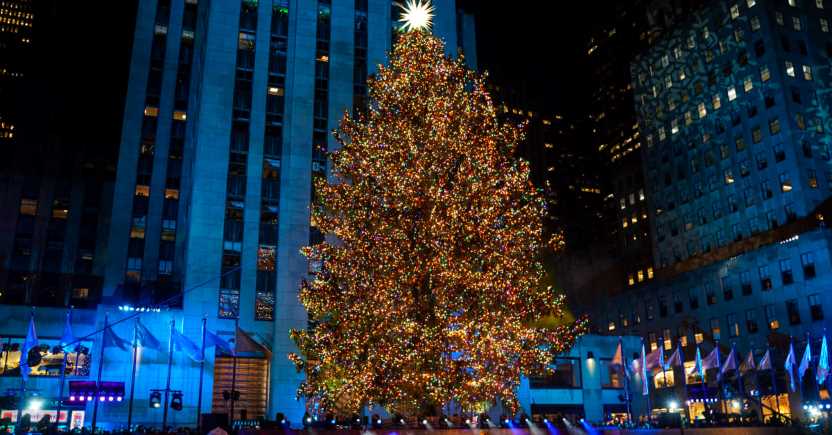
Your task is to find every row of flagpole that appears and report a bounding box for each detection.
[15,308,235,432]
[610,332,831,421]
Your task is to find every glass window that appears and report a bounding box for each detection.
[746,309,758,333]
[760,265,772,290]
[786,299,801,325]
[728,86,737,101]
[803,65,813,81]
[710,318,721,340]
[728,313,740,337]
[765,305,779,330]
[785,61,795,77]
[801,252,816,279]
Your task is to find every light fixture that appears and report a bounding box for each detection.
[170,391,183,411]
[149,391,162,408]
[27,398,44,411]
[398,0,435,32]
[587,351,595,360]
[668,400,678,409]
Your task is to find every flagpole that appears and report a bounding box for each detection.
[196,317,207,432]
[91,314,108,434]
[15,309,33,433]
[56,308,72,431]
[127,320,140,432]
[715,340,724,414]
[162,318,175,431]
[733,343,743,412]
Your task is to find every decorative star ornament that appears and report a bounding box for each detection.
[398,0,435,32]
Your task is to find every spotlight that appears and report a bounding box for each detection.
[170,391,183,411]
[668,400,678,409]
[117,396,123,402]
[422,418,429,426]
[580,418,585,423]
[149,391,162,408]
[108,396,114,402]
[543,418,549,424]
[803,404,809,410]
[26,398,44,411]
[69,396,75,402]
[86,396,93,402]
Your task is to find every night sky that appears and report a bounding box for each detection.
[466,1,595,116]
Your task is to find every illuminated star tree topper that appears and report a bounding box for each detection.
[398,0,435,32]
[289,30,589,417]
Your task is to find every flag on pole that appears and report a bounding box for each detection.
[172,329,202,362]
[611,339,629,378]
[645,347,663,370]
[702,347,720,370]
[19,315,38,382]
[798,339,812,379]
[205,329,234,355]
[136,319,163,351]
[688,345,705,379]
[720,347,737,379]
[759,349,772,371]
[60,310,75,350]
[784,341,797,392]
[103,324,131,351]
[665,345,682,369]
[817,335,829,385]
[740,350,756,374]
[641,342,649,396]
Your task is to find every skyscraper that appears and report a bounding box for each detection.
[98,0,475,425]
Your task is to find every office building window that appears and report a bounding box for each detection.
[689,288,699,309]
[746,309,758,333]
[759,266,772,290]
[722,277,734,301]
[710,318,721,340]
[801,252,816,279]
[727,313,740,337]
[741,271,753,295]
[764,305,779,330]
[803,65,813,81]
[780,259,794,285]
[808,294,824,321]
[786,299,801,325]
[785,61,795,77]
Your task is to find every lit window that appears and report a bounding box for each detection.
[165,189,179,199]
[770,118,781,134]
[761,66,771,81]
[639,189,646,201]
[144,106,159,117]
[725,169,735,184]
[666,76,673,89]
[72,288,90,299]
[803,65,813,80]
[608,321,617,332]
[731,4,740,19]
[785,61,795,77]
[780,172,792,192]
[822,18,830,32]
[671,118,679,134]
[694,331,704,344]
[637,270,645,282]
[710,318,721,340]
[776,12,784,25]
[622,218,628,228]
[679,69,686,81]
[135,185,150,197]
[268,86,284,96]
[789,0,797,6]
[19,198,37,216]
[747,0,756,6]
[744,76,753,92]
[685,111,693,125]
[751,16,761,31]
[662,55,669,67]
[628,274,635,286]
[173,111,187,121]
[728,87,737,101]
[674,46,683,59]
[713,94,721,109]
[647,267,654,279]
[130,226,145,239]
[793,16,801,31]
[818,0,825,8]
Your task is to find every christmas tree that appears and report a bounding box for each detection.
[289,29,588,416]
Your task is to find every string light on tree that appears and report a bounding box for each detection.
[289,30,588,416]
[398,0,435,32]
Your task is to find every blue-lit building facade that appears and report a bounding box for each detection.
[0,0,476,429]
[593,0,832,421]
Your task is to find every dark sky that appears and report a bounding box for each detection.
[465,1,595,116]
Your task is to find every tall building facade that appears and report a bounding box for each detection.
[591,0,832,420]
[0,0,33,145]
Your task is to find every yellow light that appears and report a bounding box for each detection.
[398,0,434,32]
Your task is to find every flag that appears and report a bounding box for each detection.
[60,310,75,350]
[19,315,39,382]
[798,340,812,380]
[172,329,202,362]
[702,347,720,370]
[740,350,756,374]
[103,324,131,351]
[645,347,663,370]
[665,345,682,369]
[205,329,234,355]
[784,341,797,392]
[135,319,162,351]
[688,345,705,379]
[641,342,649,396]
[611,340,628,378]
[758,349,772,371]
[817,335,829,385]
[720,347,737,378]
